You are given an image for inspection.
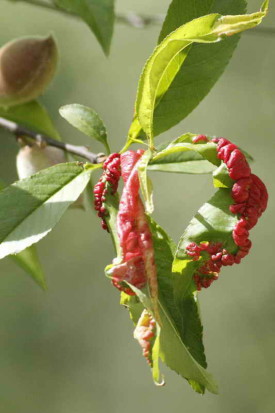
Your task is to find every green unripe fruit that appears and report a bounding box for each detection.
[16,143,66,179]
[16,142,84,209]
[0,35,58,107]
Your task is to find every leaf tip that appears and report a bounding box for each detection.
[261,0,269,12]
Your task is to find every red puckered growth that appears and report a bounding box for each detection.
[134,310,156,366]
[94,153,121,230]
[189,136,268,291]
[110,150,158,297]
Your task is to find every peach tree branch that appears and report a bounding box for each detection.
[0,116,105,164]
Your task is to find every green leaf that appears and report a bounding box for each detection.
[0,100,61,140]
[0,162,96,259]
[138,150,154,214]
[173,189,239,276]
[149,133,253,175]
[148,155,215,174]
[149,219,212,393]
[0,180,46,289]
[131,2,267,143]
[59,104,110,154]
[120,293,144,325]
[149,135,215,174]
[11,246,47,290]
[54,0,115,55]
[121,293,163,386]
[152,141,220,168]
[159,0,222,42]
[126,220,217,394]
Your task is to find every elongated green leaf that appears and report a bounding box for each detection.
[0,100,61,140]
[124,220,217,393]
[173,188,239,287]
[0,181,46,289]
[176,189,238,258]
[149,133,253,174]
[148,156,215,174]
[153,141,220,167]
[0,162,96,259]
[54,0,115,55]
[129,283,216,394]
[11,246,47,290]
[132,3,267,143]
[149,219,211,393]
[59,104,110,154]
[149,135,214,174]
[129,0,246,141]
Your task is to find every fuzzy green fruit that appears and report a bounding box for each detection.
[0,35,58,107]
[16,143,66,178]
[16,143,84,209]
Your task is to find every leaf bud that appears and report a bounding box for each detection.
[0,35,58,107]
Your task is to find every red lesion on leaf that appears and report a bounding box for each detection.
[186,242,234,291]
[134,309,156,366]
[109,150,159,308]
[192,134,208,144]
[94,153,121,231]
[189,136,268,290]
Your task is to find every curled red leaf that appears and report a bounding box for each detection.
[189,136,268,290]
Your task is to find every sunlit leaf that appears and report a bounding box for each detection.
[138,149,154,214]
[0,162,96,259]
[131,3,267,143]
[0,180,47,288]
[122,219,217,393]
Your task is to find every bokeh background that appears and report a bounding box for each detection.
[0,0,274,412]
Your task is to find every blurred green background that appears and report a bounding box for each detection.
[0,0,274,412]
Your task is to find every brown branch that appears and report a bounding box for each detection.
[0,117,105,164]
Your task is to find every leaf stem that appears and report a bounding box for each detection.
[104,141,111,156]
[0,116,105,164]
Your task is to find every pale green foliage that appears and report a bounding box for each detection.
[59,104,110,154]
